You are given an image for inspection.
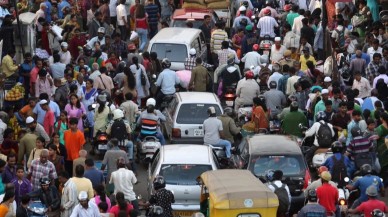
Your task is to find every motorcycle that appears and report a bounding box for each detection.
[259,35,273,56]
[138,136,161,165]
[237,105,253,126]
[224,84,237,108]
[312,148,333,168]
[28,200,48,217]
[92,131,109,156]
[209,145,231,169]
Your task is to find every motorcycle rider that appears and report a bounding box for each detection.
[235,70,260,111]
[346,164,385,209]
[257,9,279,40]
[297,189,326,217]
[264,81,286,119]
[281,101,308,137]
[203,107,232,158]
[322,141,354,187]
[241,25,259,56]
[241,44,261,70]
[155,58,180,109]
[316,171,339,217]
[348,186,388,217]
[217,107,241,145]
[304,111,335,164]
[28,177,61,216]
[184,48,213,71]
[137,98,166,145]
[142,176,175,217]
[304,166,337,197]
[232,5,253,31]
[218,55,241,96]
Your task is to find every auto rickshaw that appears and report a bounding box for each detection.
[199,169,279,217]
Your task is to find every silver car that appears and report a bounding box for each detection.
[148,144,219,217]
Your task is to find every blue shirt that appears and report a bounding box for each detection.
[232,15,253,29]
[352,174,383,202]
[346,120,367,146]
[57,0,70,19]
[49,62,66,79]
[32,101,60,125]
[144,3,159,26]
[19,62,35,83]
[84,167,104,189]
[44,0,52,22]
[322,153,355,178]
[156,69,180,95]
[351,53,370,65]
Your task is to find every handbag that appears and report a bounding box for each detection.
[140,69,147,86]
[82,116,90,128]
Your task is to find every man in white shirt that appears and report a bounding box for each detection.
[109,157,138,210]
[88,63,101,80]
[286,67,300,95]
[292,9,305,36]
[59,42,71,65]
[257,9,278,38]
[87,27,106,49]
[70,191,100,217]
[352,71,371,99]
[235,71,260,111]
[271,37,287,63]
[116,0,128,40]
[267,63,283,87]
[109,0,117,27]
[283,24,300,49]
[0,117,7,145]
[267,170,292,212]
[241,44,261,70]
[34,3,46,32]
[372,66,388,88]
[367,39,383,61]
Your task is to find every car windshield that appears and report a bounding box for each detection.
[159,164,212,185]
[172,20,203,28]
[248,155,305,177]
[150,43,187,62]
[176,104,222,124]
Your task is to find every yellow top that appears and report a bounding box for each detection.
[1,55,18,78]
[200,169,279,209]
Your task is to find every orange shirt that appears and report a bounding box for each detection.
[252,106,269,130]
[0,204,9,216]
[63,129,85,161]
[20,105,33,117]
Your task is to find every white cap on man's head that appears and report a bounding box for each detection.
[26,116,35,124]
[274,37,281,42]
[324,77,332,82]
[78,191,88,200]
[321,89,329,94]
[239,5,247,11]
[39,99,48,105]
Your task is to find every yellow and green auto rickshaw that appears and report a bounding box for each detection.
[199,169,279,217]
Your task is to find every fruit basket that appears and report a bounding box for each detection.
[4,83,25,101]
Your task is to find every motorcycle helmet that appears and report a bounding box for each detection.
[207,106,216,116]
[112,109,124,120]
[227,54,235,65]
[117,61,126,72]
[245,70,254,79]
[371,209,385,217]
[331,141,344,153]
[350,126,362,137]
[146,98,156,107]
[149,206,164,216]
[315,111,327,122]
[265,169,275,182]
[189,48,196,56]
[307,189,318,202]
[153,176,166,190]
[40,177,51,185]
[361,164,372,175]
[99,90,112,103]
[161,58,171,69]
[252,44,259,51]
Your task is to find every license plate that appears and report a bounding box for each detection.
[98,144,108,150]
[226,100,234,107]
[193,129,203,136]
[173,210,196,217]
[264,50,270,55]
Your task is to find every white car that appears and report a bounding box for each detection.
[161,92,223,144]
[148,144,219,217]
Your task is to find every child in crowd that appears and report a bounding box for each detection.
[11,166,32,206]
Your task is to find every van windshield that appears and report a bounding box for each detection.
[150,43,187,62]
[160,164,212,185]
[176,104,222,124]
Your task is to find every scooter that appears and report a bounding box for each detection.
[92,131,109,156]
[28,200,48,217]
[312,148,333,168]
[259,35,273,56]
[224,84,237,108]
[138,136,161,165]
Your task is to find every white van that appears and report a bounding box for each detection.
[147,27,208,71]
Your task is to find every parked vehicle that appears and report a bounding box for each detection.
[148,144,219,217]
[199,169,279,217]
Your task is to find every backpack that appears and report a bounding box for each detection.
[110,120,128,146]
[354,152,374,170]
[335,28,345,47]
[331,155,348,187]
[271,183,290,216]
[317,122,333,148]
[239,18,248,27]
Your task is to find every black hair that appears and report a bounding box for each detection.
[36,136,46,144]
[133,56,140,70]
[85,158,94,167]
[69,117,79,125]
[352,110,361,116]
[6,153,16,162]
[1,189,15,204]
[116,192,128,212]
[58,171,70,179]
[196,57,202,64]
[75,164,85,177]
[124,67,136,90]
[38,69,47,77]
[16,166,24,172]
[324,100,332,106]
[98,201,109,212]
[363,109,371,121]
[21,194,30,205]
[3,128,14,139]
[273,170,283,180]
[0,159,6,168]
[100,66,107,74]
[125,92,133,101]
[69,93,81,109]
[95,185,107,203]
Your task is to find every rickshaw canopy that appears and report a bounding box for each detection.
[200,170,279,209]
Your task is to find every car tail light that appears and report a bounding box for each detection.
[303,169,311,190]
[264,44,270,48]
[225,93,235,98]
[339,198,346,205]
[172,128,181,138]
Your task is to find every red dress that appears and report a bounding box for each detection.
[41,30,51,55]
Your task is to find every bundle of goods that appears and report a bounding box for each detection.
[5,84,24,101]
[182,0,229,9]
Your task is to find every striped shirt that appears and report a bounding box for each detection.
[30,159,57,191]
[145,3,159,26]
[347,136,373,157]
[210,29,228,53]
[257,16,278,37]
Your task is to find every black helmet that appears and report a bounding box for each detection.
[149,206,164,216]
[265,169,275,182]
[350,126,362,137]
[269,81,277,89]
[331,141,344,153]
[40,177,51,185]
[307,189,318,202]
[371,209,385,217]
[117,61,126,72]
[361,164,372,175]
[83,45,92,56]
[153,176,166,190]
[161,58,171,69]
[315,111,327,122]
